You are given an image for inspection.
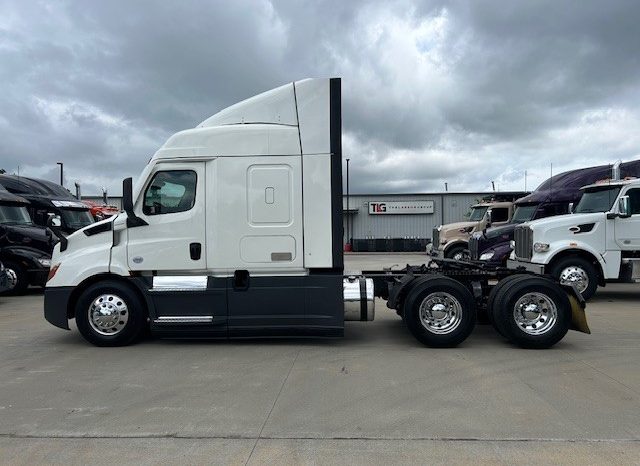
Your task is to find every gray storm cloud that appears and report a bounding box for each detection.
[1,0,639,195]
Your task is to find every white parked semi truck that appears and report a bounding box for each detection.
[44,78,590,349]
[509,167,640,300]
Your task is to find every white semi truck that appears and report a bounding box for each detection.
[44,78,590,349]
[509,168,640,300]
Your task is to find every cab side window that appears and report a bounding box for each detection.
[143,170,197,215]
[627,188,640,215]
[491,207,509,223]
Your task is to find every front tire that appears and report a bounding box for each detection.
[550,256,598,300]
[75,281,146,347]
[445,245,468,261]
[492,276,571,349]
[404,276,476,347]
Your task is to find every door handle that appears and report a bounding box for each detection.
[233,270,250,290]
[189,242,202,260]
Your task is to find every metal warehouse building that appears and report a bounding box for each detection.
[343,192,493,252]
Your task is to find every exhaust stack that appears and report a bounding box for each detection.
[612,160,622,181]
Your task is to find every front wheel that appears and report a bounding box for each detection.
[1,261,28,295]
[445,245,468,261]
[550,256,598,300]
[75,280,147,347]
[492,276,571,349]
[404,276,476,347]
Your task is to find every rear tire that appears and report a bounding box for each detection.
[550,256,598,301]
[488,274,534,336]
[492,276,571,349]
[1,261,28,295]
[75,280,146,347]
[404,276,476,347]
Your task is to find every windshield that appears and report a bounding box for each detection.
[60,209,94,229]
[469,206,488,221]
[0,205,32,225]
[511,205,538,223]
[575,186,622,213]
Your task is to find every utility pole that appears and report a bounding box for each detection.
[56,162,64,187]
[491,180,495,192]
[524,170,527,191]
[346,158,350,247]
[444,182,448,192]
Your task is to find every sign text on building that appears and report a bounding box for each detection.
[368,201,435,215]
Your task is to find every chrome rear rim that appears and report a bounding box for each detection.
[513,292,557,335]
[419,292,462,334]
[88,294,129,336]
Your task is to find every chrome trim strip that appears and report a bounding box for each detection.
[153,316,214,324]
[152,276,207,291]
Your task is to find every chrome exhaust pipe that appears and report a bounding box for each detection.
[612,160,622,181]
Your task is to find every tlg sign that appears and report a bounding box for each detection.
[368,201,434,215]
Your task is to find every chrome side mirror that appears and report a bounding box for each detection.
[618,195,631,218]
[568,202,574,214]
[485,208,493,228]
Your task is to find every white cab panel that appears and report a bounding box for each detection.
[198,82,297,128]
[208,156,303,272]
[302,154,333,268]
[127,162,207,272]
[295,79,331,155]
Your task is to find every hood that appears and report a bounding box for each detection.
[483,223,516,239]
[525,212,604,231]
[1,223,55,254]
[438,221,479,242]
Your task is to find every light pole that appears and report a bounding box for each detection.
[346,158,350,248]
[56,162,64,187]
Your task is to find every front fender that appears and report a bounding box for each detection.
[532,241,607,272]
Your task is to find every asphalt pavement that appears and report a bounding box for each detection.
[1,254,639,465]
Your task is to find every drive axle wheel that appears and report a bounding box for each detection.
[404,276,476,347]
[492,276,571,349]
[75,280,146,347]
[487,274,533,336]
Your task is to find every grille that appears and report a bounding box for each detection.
[432,228,440,250]
[468,236,479,260]
[514,226,533,260]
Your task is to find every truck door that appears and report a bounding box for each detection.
[615,187,640,250]
[127,162,206,271]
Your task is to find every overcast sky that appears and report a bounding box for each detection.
[2,0,640,196]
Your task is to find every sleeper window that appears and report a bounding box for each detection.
[143,170,197,215]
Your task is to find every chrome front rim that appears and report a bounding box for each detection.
[5,268,17,290]
[418,292,462,334]
[88,294,129,336]
[559,266,588,293]
[513,292,558,335]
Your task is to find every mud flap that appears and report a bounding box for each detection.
[562,284,591,334]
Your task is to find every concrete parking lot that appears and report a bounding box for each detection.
[1,254,640,465]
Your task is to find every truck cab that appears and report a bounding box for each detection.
[44,78,348,346]
[0,175,94,236]
[432,195,524,260]
[0,186,54,294]
[509,177,640,299]
[470,160,640,265]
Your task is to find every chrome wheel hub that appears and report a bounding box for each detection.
[559,266,588,293]
[418,292,462,334]
[88,294,129,336]
[5,268,17,290]
[513,292,557,335]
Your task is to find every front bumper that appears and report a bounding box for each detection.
[506,259,545,275]
[44,287,74,330]
[27,268,49,288]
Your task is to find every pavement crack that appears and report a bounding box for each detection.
[244,349,300,465]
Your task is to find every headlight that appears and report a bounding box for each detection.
[510,240,515,249]
[479,251,495,261]
[533,242,550,253]
[37,258,51,267]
